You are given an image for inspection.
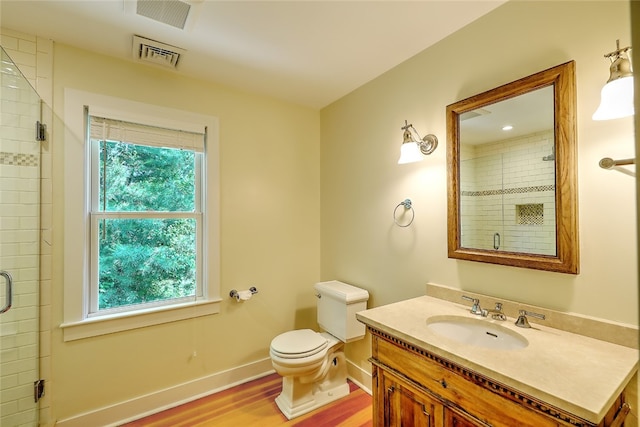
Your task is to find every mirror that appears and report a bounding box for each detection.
[446,61,578,274]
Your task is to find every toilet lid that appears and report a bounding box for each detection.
[270,329,328,358]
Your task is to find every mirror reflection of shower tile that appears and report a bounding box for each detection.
[516,203,544,225]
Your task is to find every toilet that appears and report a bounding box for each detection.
[269,280,369,419]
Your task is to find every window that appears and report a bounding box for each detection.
[62,89,220,341]
[88,116,204,315]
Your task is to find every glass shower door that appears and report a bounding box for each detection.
[0,47,41,427]
[459,153,505,251]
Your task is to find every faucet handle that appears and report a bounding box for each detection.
[515,310,546,328]
[461,295,483,315]
[490,302,506,321]
[461,295,477,303]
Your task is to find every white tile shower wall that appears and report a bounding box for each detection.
[460,131,556,254]
[0,28,52,427]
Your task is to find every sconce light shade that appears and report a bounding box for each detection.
[593,76,634,120]
[398,142,424,164]
[593,40,634,120]
[398,128,424,164]
[397,120,438,164]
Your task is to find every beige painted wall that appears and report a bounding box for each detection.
[48,44,320,420]
[321,0,637,371]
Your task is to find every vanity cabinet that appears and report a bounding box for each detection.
[445,410,488,427]
[377,366,444,426]
[368,327,628,427]
[377,366,487,427]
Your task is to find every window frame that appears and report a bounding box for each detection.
[88,124,204,316]
[62,89,221,341]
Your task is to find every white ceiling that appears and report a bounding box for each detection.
[1,0,506,109]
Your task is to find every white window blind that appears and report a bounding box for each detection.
[90,116,205,152]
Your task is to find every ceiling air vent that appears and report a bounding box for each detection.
[132,35,186,69]
[460,108,492,121]
[136,0,191,30]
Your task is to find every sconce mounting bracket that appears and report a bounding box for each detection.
[419,134,438,155]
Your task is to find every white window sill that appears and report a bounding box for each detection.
[60,298,222,342]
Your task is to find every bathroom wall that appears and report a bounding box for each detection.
[44,45,321,422]
[320,0,636,383]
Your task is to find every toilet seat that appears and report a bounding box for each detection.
[270,329,328,359]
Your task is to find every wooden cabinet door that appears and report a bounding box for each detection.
[379,368,443,427]
[445,409,490,427]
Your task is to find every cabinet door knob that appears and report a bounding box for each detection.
[440,379,448,388]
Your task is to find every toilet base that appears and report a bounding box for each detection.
[273,348,350,420]
[275,381,350,420]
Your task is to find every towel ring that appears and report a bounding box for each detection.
[393,199,414,227]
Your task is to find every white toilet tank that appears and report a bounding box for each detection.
[314,280,369,343]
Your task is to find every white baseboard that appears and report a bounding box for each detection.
[346,359,372,395]
[55,358,275,427]
[55,356,372,427]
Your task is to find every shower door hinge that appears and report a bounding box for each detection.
[35,121,46,142]
[34,379,45,403]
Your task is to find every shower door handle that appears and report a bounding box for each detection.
[0,270,13,314]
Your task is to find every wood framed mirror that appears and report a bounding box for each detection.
[446,61,578,274]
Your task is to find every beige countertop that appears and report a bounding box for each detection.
[356,295,639,424]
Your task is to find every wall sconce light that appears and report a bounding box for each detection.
[593,40,636,173]
[397,120,438,164]
[593,39,634,121]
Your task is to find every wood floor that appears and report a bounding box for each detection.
[121,373,373,427]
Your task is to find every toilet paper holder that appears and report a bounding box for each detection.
[230,287,258,301]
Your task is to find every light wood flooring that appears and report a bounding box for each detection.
[121,373,373,427]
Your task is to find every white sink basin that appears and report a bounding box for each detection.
[426,315,528,350]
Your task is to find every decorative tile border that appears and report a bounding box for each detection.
[0,152,39,167]
[462,184,554,197]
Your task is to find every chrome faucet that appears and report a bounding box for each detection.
[515,310,546,328]
[461,295,485,316]
[486,302,506,321]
